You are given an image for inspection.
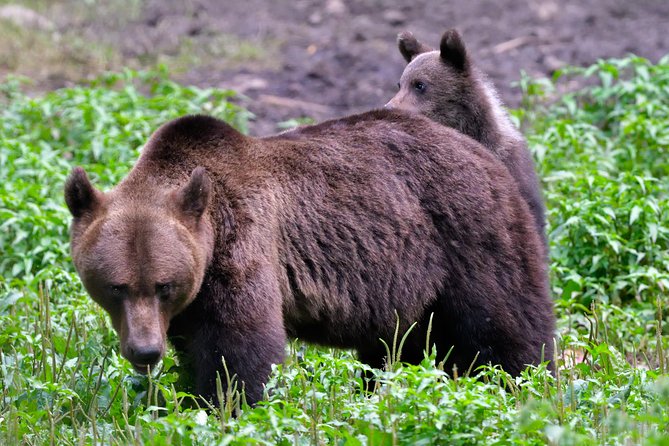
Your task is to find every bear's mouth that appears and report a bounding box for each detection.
[131,362,157,374]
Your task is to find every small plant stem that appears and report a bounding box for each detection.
[657,295,665,374]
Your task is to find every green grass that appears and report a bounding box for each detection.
[0,1,274,93]
[156,33,280,76]
[1,58,669,444]
[0,17,122,90]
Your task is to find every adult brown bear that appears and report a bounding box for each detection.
[386,29,547,250]
[64,109,554,406]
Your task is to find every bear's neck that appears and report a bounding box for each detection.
[467,75,524,158]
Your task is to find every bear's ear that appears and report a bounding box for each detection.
[64,167,102,218]
[439,29,468,71]
[398,31,433,63]
[176,167,212,222]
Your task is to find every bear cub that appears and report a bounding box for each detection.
[386,29,547,249]
[65,110,555,406]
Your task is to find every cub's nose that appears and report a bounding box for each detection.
[129,345,162,367]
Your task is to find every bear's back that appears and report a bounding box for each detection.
[266,109,510,212]
[251,110,543,347]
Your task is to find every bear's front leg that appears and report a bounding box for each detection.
[169,269,287,407]
[190,316,286,406]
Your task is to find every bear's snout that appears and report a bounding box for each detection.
[126,341,164,373]
[384,94,416,113]
[130,344,162,365]
[119,298,168,373]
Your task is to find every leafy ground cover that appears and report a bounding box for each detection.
[1,57,668,445]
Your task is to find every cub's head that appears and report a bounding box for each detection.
[386,29,481,136]
[64,167,214,373]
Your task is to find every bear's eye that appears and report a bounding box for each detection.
[413,81,426,93]
[156,283,172,300]
[397,82,401,90]
[109,284,128,299]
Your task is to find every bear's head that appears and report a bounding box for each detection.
[64,166,214,373]
[386,29,487,139]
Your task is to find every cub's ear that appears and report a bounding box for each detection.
[398,31,432,63]
[176,167,212,222]
[439,29,468,71]
[64,167,102,218]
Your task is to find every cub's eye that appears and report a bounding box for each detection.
[156,283,172,300]
[397,82,401,90]
[109,284,128,298]
[413,80,426,93]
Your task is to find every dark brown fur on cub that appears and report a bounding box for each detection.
[387,29,547,249]
[65,110,555,405]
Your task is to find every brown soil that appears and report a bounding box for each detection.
[2,0,668,135]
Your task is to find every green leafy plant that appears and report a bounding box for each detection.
[1,58,669,444]
[518,56,669,308]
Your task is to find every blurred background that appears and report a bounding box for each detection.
[1,0,667,135]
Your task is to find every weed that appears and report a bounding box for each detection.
[1,57,668,444]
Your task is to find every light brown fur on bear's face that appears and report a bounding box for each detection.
[386,30,501,146]
[65,168,214,373]
[388,50,473,126]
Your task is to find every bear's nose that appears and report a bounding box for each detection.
[129,345,162,366]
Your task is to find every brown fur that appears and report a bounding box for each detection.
[65,110,555,405]
[387,30,547,249]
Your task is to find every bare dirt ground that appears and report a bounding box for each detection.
[1,0,668,135]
